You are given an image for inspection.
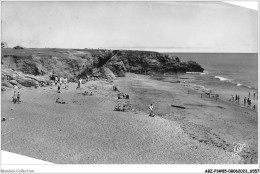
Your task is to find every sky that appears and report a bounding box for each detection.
[1,1,258,53]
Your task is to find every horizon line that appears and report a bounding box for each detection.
[1,46,258,54]
[2,47,258,54]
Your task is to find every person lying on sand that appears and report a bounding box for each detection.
[114,104,120,111]
[56,98,66,104]
[56,98,61,103]
[113,86,119,92]
[114,104,125,111]
[83,91,88,96]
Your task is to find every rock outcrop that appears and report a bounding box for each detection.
[1,48,204,89]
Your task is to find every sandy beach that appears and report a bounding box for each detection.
[1,73,257,164]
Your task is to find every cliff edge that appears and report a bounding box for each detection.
[1,48,204,89]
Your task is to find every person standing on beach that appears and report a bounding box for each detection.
[149,104,154,117]
[55,77,58,85]
[215,94,219,102]
[244,97,246,105]
[237,96,240,103]
[77,79,81,89]
[253,105,256,110]
[58,84,61,93]
[64,77,67,88]
[17,92,20,102]
[14,84,18,92]
[254,93,256,98]
[247,98,250,106]
[249,92,250,98]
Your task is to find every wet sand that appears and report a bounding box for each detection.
[1,73,257,163]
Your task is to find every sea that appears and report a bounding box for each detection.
[158,53,258,104]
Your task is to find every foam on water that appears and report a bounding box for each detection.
[186,71,208,75]
[214,76,232,82]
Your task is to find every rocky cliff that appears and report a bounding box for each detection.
[1,48,204,90]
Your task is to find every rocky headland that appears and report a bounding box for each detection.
[1,48,203,90]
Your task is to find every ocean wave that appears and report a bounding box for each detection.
[200,72,208,75]
[214,76,256,90]
[214,76,232,82]
[186,71,209,75]
[186,72,201,74]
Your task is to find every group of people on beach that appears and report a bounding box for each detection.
[230,92,257,110]
[54,76,70,93]
[83,91,93,96]
[12,90,21,104]
[118,93,129,99]
[12,85,21,104]
[114,103,127,112]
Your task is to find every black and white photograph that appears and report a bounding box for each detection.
[1,0,258,172]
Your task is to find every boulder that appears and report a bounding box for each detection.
[2,81,13,88]
[107,61,127,77]
[16,76,39,87]
[1,86,7,91]
[92,67,116,80]
[9,80,22,88]
[13,45,24,49]
[187,61,204,72]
